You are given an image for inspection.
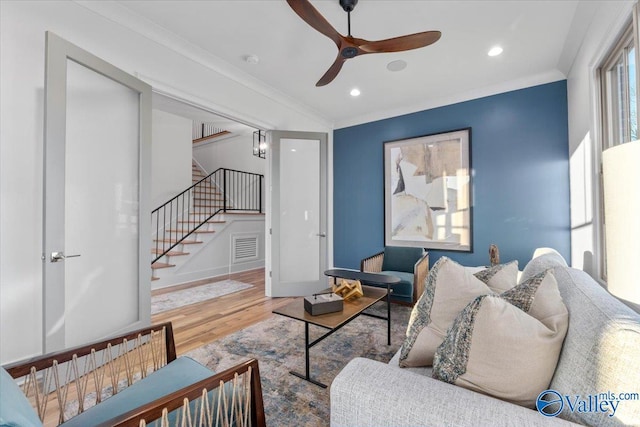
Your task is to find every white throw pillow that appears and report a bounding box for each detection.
[399,258,518,367]
[432,270,568,408]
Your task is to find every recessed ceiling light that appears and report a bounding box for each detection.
[387,60,407,72]
[350,88,361,97]
[488,46,503,57]
[244,54,260,64]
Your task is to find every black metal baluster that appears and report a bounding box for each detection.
[152,168,263,263]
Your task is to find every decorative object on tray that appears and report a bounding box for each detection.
[332,279,364,300]
[304,291,344,315]
[384,128,472,251]
[489,244,500,266]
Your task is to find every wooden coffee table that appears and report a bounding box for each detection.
[273,285,388,388]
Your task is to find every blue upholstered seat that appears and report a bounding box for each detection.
[376,271,415,303]
[381,247,424,273]
[363,246,426,304]
[60,357,214,427]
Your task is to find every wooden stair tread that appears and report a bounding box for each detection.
[167,229,216,234]
[192,130,231,143]
[223,212,265,215]
[178,220,225,224]
[154,239,203,244]
[151,262,175,269]
[151,249,190,256]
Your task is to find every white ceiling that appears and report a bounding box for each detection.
[117,0,595,128]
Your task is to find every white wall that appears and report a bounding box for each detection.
[193,134,265,176]
[0,0,331,364]
[152,217,266,290]
[151,109,192,208]
[566,0,634,275]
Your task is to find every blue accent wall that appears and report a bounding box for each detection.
[333,81,570,269]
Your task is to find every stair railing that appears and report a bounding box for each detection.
[151,168,264,264]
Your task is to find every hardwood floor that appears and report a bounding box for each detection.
[151,268,296,355]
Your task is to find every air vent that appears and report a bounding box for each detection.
[232,234,259,264]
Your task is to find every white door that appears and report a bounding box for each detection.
[43,32,151,352]
[268,131,328,297]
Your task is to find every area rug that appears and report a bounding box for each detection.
[185,302,412,426]
[151,279,253,314]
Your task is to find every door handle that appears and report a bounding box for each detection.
[316,233,327,237]
[50,252,81,262]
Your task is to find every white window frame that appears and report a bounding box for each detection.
[596,4,640,282]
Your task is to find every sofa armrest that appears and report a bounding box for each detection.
[413,252,430,302]
[331,358,581,427]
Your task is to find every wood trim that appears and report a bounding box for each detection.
[101,359,265,427]
[4,322,176,377]
[164,322,177,362]
[413,252,430,304]
[192,130,231,144]
[360,251,384,272]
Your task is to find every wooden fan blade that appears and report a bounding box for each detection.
[316,55,347,87]
[359,31,441,53]
[286,0,343,48]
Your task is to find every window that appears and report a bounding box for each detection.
[597,5,640,281]
[601,25,638,148]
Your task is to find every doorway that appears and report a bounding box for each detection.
[43,32,152,352]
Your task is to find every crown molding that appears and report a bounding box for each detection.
[73,0,333,129]
[334,70,567,130]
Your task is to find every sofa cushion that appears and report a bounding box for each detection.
[432,286,567,408]
[549,267,640,426]
[473,260,519,293]
[60,356,213,427]
[399,257,495,367]
[433,269,567,407]
[520,248,567,283]
[0,367,43,427]
[381,246,423,273]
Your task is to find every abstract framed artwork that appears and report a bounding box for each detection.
[384,128,472,251]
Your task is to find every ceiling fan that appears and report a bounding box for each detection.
[286,0,441,87]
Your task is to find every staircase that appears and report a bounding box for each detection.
[151,161,264,281]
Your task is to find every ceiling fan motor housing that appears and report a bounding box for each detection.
[341,46,358,58]
[339,0,358,13]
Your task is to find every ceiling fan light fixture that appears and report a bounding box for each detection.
[350,88,361,97]
[488,46,503,57]
[387,59,407,72]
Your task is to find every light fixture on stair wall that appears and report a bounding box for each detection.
[253,130,267,159]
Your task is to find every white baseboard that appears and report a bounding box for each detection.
[152,259,264,290]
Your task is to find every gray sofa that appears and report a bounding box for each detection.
[331,252,640,426]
